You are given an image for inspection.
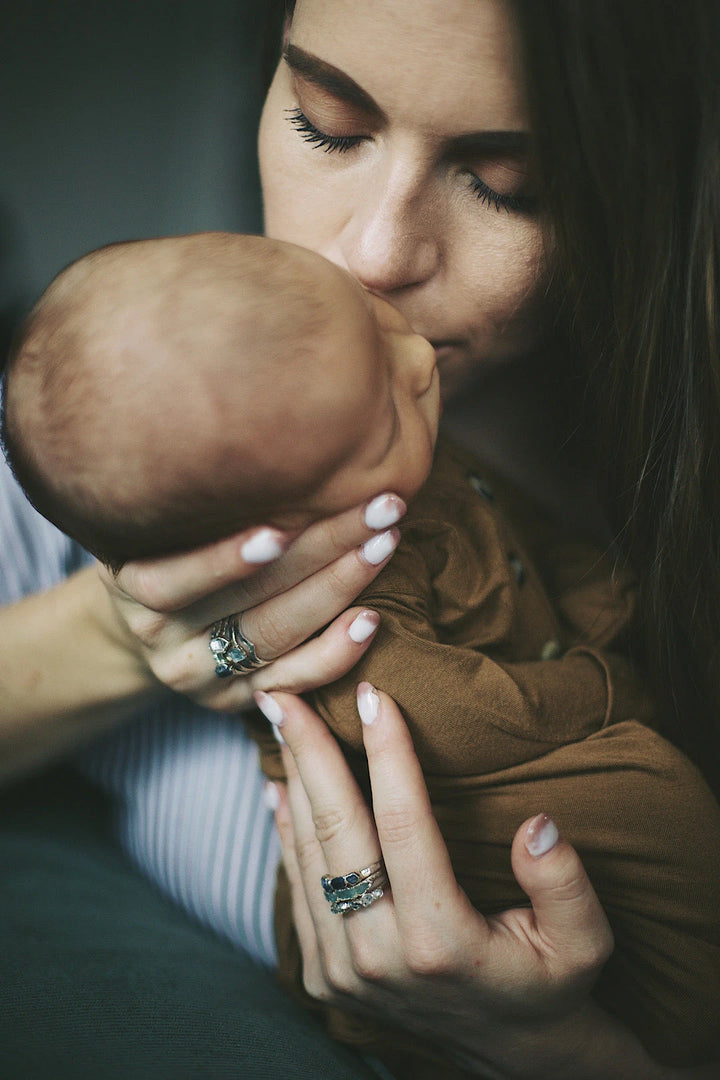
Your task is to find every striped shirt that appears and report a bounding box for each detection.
[0,449,280,966]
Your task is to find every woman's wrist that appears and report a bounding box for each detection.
[0,565,162,784]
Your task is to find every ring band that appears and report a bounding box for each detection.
[321,859,389,914]
[209,616,269,678]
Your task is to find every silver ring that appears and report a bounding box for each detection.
[321,859,389,914]
[209,616,269,678]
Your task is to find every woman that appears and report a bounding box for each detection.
[1,0,717,1076]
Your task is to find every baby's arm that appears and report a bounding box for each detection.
[310,589,649,775]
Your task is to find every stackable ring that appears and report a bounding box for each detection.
[209,616,269,678]
[321,859,389,915]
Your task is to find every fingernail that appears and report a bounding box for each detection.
[525,813,559,858]
[348,610,380,644]
[361,528,399,566]
[254,690,285,728]
[241,528,286,564]
[357,682,379,725]
[364,494,406,530]
[264,781,280,811]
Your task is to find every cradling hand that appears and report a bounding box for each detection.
[255,684,675,1080]
[97,493,405,711]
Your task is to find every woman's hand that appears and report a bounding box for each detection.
[257,685,704,1080]
[97,494,405,711]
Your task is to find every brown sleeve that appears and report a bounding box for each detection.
[427,722,720,1066]
[310,595,651,775]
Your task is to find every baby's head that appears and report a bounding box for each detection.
[2,232,438,568]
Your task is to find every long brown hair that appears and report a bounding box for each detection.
[514,0,720,790]
[266,0,720,789]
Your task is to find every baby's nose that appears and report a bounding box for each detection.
[407,332,437,396]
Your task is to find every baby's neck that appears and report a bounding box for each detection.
[441,356,609,544]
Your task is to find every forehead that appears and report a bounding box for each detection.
[290,0,528,133]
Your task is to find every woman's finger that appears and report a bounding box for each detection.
[358,684,485,939]
[268,709,359,976]
[112,493,404,618]
[250,608,380,696]
[107,526,291,614]
[192,607,380,711]
[221,531,398,662]
[242,492,405,605]
[508,815,615,983]
[269,781,328,995]
[101,601,381,715]
[257,690,382,881]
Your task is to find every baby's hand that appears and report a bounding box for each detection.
[98,494,405,711]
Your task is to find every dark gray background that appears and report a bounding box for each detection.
[0,1,270,361]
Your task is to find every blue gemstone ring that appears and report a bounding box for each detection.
[321,860,389,915]
[209,616,269,678]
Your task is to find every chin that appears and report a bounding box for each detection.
[438,345,526,402]
[434,343,481,396]
[438,361,477,402]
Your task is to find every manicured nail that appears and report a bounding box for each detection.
[271,723,285,745]
[254,690,285,728]
[525,813,559,858]
[364,494,406,530]
[241,528,286,564]
[357,682,379,725]
[264,781,280,811]
[361,528,399,566]
[348,610,380,644]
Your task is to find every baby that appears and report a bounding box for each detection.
[1,232,438,570]
[2,233,718,1072]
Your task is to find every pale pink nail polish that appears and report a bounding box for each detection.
[254,690,285,727]
[357,682,379,725]
[361,528,399,566]
[364,494,406,530]
[241,528,286,564]
[264,781,280,811]
[348,610,380,644]
[525,813,559,858]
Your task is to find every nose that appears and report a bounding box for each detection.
[400,329,438,398]
[330,159,441,297]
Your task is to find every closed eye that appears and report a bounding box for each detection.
[285,108,365,154]
[466,173,538,214]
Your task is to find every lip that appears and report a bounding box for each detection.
[431,340,462,352]
[431,341,463,365]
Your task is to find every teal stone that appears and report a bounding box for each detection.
[333,882,370,901]
[468,474,494,500]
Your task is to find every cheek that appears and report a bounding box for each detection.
[258,74,350,252]
[453,219,547,354]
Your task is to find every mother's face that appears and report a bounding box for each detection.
[259,0,546,399]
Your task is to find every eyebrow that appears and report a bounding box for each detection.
[283,44,529,156]
[284,44,385,119]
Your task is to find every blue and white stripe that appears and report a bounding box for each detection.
[0,448,280,966]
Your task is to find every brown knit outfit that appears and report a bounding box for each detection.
[248,438,720,1075]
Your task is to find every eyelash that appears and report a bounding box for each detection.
[285,107,537,216]
[285,107,362,154]
[467,175,537,215]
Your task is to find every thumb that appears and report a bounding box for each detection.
[511,814,614,984]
